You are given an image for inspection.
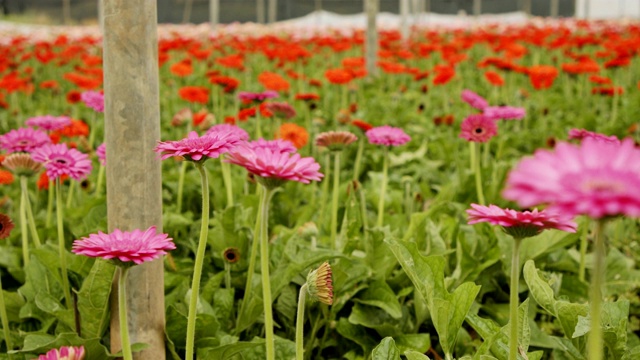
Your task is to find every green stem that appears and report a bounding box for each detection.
[224,261,231,290]
[330,152,341,250]
[0,275,13,356]
[66,180,76,208]
[509,238,522,360]
[220,157,234,208]
[353,137,364,181]
[118,267,133,360]
[376,147,389,228]
[56,179,72,309]
[46,180,54,228]
[236,187,262,332]
[318,153,331,233]
[88,113,98,149]
[176,161,188,213]
[587,220,607,360]
[579,222,588,282]
[21,177,41,247]
[19,178,29,267]
[185,162,210,360]
[259,186,276,360]
[95,165,105,196]
[255,112,263,139]
[358,184,371,263]
[295,284,308,360]
[473,142,486,205]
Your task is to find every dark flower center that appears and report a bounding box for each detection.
[55,159,68,164]
[474,128,484,134]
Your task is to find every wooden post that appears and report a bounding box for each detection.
[210,0,219,28]
[400,0,409,40]
[523,0,532,16]
[268,0,277,23]
[365,0,378,79]
[182,0,193,23]
[98,0,103,30]
[315,0,322,12]
[102,0,165,359]
[62,0,71,24]
[473,0,481,17]
[550,0,559,17]
[257,0,265,23]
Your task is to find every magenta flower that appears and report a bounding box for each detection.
[81,90,105,113]
[38,345,85,360]
[248,138,297,154]
[503,138,640,219]
[154,130,244,162]
[568,128,620,144]
[226,144,323,185]
[72,226,175,265]
[459,114,498,143]
[32,143,92,181]
[0,127,51,153]
[237,90,279,102]
[365,125,411,146]
[483,106,526,121]
[467,203,577,238]
[96,143,106,165]
[461,89,489,110]
[206,124,249,141]
[25,115,72,131]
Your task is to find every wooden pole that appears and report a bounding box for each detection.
[400,0,409,40]
[257,0,265,23]
[365,0,378,79]
[523,0,532,16]
[315,0,322,12]
[550,0,559,17]
[268,0,277,23]
[102,0,165,359]
[210,0,219,28]
[473,0,481,17]
[182,0,193,23]
[62,0,71,24]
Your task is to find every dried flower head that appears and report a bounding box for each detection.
[2,152,43,177]
[0,213,15,239]
[265,102,297,119]
[306,262,333,305]
[222,247,240,263]
[171,107,193,127]
[315,131,358,152]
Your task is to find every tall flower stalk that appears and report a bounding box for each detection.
[56,179,72,308]
[117,267,133,360]
[587,219,607,360]
[376,147,389,228]
[258,184,276,359]
[296,262,333,360]
[0,213,14,355]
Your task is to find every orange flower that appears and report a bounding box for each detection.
[66,90,82,104]
[484,71,504,86]
[589,75,612,85]
[432,65,455,85]
[216,54,244,70]
[178,86,209,104]
[40,80,59,89]
[0,169,14,185]
[324,69,352,85]
[170,59,193,77]
[38,172,68,190]
[258,72,290,92]
[52,119,90,138]
[295,93,320,101]
[276,123,308,149]
[527,65,558,90]
[351,119,373,132]
[209,75,240,92]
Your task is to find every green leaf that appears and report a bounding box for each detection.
[200,340,263,359]
[371,337,401,360]
[404,350,431,360]
[395,334,431,353]
[12,333,110,359]
[77,259,116,339]
[523,260,557,316]
[356,279,403,319]
[348,303,402,338]
[336,317,378,354]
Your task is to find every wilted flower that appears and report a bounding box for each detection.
[265,102,296,119]
[2,152,43,177]
[0,213,15,239]
[222,247,240,263]
[315,131,358,152]
[306,262,333,305]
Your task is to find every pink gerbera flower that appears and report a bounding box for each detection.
[483,106,526,121]
[154,130,244,162]
[459,114,498,143]
[248,138,297,153]
[461,89,489,110]
[72,226,175,265]
[32,143,92,181]
[206,124,249,141]
[568,128,620,144]
[237,90,279,102]
[467,203,576,238]
[0,127,52,153]
[96,143,106,165]
[365,125,411,146]
[503,138,640,219]
[80,90,105,113]
[38,345,85,360]
[25,115,72,131]
[225,144,323,187]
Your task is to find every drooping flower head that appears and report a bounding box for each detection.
[264,102,297,119]
[38,345,85,360]
[72,226,175,266]
[154,130,244,163]
[226,144,323,188]
[96,143,106,166]
[80,90,104,112]
[248,138,297,154]
[459,114,498,143]
[206,124,249,142]
[2,152,43,177]
[461,89,489,111]
[503,138,640,219]
[32,143,92,181]
[237,90,279,103]
[483,106,526,121]
[0,127,52,153]
[306,262,333,305]
[0,213,15,239]
[466,203,577,239]
[366,125,411,147]
[25,115,72,131]
[315,131,358,152]
[568,129,620,144]
[276,123,309,149]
